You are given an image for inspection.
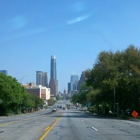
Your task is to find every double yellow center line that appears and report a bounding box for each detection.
[39,117,61,140]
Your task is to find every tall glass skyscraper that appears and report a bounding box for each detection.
[49,55,58,95]
[50,55,57,80]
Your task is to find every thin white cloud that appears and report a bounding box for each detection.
[67,14,91,25]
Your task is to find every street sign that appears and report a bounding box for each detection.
[131,110,139,118]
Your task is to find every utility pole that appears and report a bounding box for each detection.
[114,86,116,114]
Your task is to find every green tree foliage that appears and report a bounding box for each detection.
[0,73,44,115]
[30,94,44,110]
[71,84,93,106]
[48,98,56,106]
[86,45,140,113]
[0,74,24,114]
[71,93,80,104]
[87,89,101,105]
[56,95,61,101]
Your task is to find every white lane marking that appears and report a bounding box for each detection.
[92,126,98,131]
[126,121,140,126]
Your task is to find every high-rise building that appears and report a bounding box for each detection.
[70,74,79,91]
[49,79,56,96]
[50,55,57,80]
[36,71,42,85]
[49,55,58,96]
[68,82,71,94]
[0,70,8,75]
[36,71,48,87]
[42,72,48,87]
[77,71,86,91]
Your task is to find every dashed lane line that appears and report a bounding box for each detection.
[92,126,98,131]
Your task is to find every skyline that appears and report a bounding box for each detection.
[0,0,140,92]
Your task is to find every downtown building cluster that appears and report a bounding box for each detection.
[67,71,86,97]
[36,55,58,97]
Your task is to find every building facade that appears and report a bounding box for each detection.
[68,82,71,94]
[22,82,35,88]
[36,71,48,87]
[26,85,50,100]
[77,71,86,91]
[49,55,58,96]
[49,79,56,96]
[70,74,79,91]
[50,55,57,80]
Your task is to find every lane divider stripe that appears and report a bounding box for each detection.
[92,126,98,131]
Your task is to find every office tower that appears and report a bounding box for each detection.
[49,55,58,95]
[73,81,78,91]
[42,72,48,87]
[68,82,71,94]
[77,71,86,91]
[36,71,42,85]
[0,70,8,75]
[50,55,57,80]
[70,74,79,91]
[36,71,48,87]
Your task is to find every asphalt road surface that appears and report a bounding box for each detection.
[0,108,140,140]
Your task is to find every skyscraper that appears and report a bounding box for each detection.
[36,71,42,85]
[36,71,48,87]
[68,82,71,94]
[77,71,86,91]
[42,72,48,87]
[70,74,79,91]
[49,55,58,96]
[50,55,57,80]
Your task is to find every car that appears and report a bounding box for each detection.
[52,108,57,112]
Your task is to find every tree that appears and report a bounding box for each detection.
[71,84,93,106]
[30,94,44,110]
[0,74,24,114]
[0,73,44,115]
[86,45,140,113]
[48,98,56,106]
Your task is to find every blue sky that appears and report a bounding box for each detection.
[0,0,140,92]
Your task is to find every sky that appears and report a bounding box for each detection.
[0,0,140,92]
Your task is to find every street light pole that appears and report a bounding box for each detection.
[19,75,28,114]
[20,75,28,84]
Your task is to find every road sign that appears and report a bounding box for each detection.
[131,110,139,118]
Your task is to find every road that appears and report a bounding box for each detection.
[0,107,140,140]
